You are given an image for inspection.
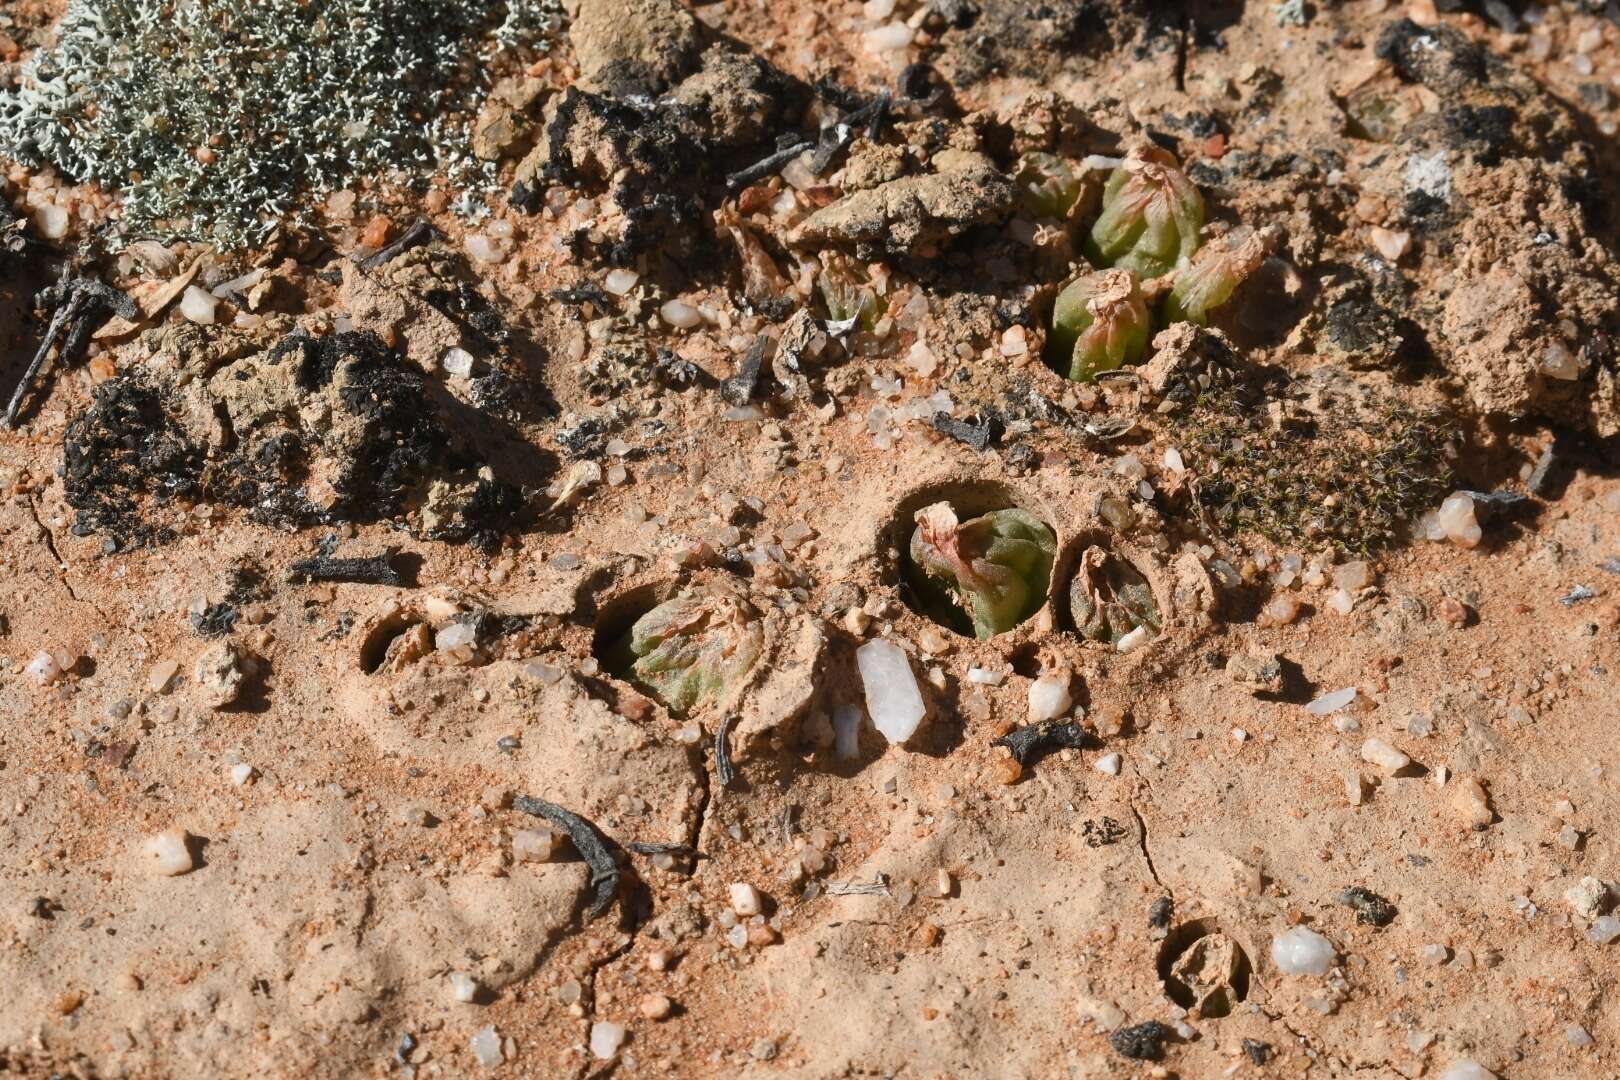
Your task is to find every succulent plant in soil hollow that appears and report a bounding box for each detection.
[1069,546,1162,646]
[607,578,764,715]
[1015,152,1086,220]
[1085,145,1204,280]
[907,502,1057,639]
[1045,268,1152,382]
[1165,226,1271,326]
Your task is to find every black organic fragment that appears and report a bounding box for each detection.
[655,347,700,389]
[1342,886,1398,927]
[1081,817,1128,848]
[5,274,138,429]
[1110,1020,1173,1061]
[1148,896,1174,929]
[514,795,621,920]
[550,283,614,308]
[992,721,1092,767]
[1242,1039,1273,1065]
[932,410,1003,451]
[727,136,815,191]
[191,603,240,639]
[897,63,946,108]
[721,335,770,406]
[288,553,407,587]
[807,90,892,175]
[715,714,738,788]
[358,219,435,271]
[1525,442,1565,497]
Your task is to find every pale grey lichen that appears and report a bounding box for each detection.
[1275,0,1307,27]
[0,0,561,249]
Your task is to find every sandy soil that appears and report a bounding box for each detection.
[1,1,1618,1078]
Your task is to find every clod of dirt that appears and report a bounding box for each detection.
[791,149,1017,259]
[518,44,806,262]
[565,0,704,96]
[1226,650,1284,695]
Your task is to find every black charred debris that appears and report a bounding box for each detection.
[992,721,1094,768]
[62,328,522,550]
[1110,1020,1174,1061]
[720,335,771,406]
[514,795,622,921]
[287,552,407,587]
[5,274,138,429]
[1342,886,1398,927]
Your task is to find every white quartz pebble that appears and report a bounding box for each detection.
[1094,753,1122,776]
[590,1021,627,1060]
[856,640,926,744]
[141,829,196,876]
[26,650,62,685]
[1437,493,1482,549]
[1306,687,1357,716]
[34,203,70,239]
[729,882,762,917]
[449,972,480,1003]
[469,1026,504,1067]
[230,762,256,786]
[1116,625,1151,652]
[1271,927,1336,975]
[1360,738,1411,774]
[442,347,475,378]
[180,285,218,325]
[603,268,640,295]
[863,22,914,53]
[1439,1062,1497,1080]
[1027,673,1072,722]
[659,300,702,329]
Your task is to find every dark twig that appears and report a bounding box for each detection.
[4,274,137,429]
[514,795,621,920]
[358,219,435,271]
[726,138,815,191]
[715,714,737,788]
[287,553,406,586]
[627,841,697,857]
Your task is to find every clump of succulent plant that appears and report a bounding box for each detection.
[1069,547,1161,645]
[816,252,881,331]
[1045,268,1152,382]
[907,502,1056,639]
[1085,146,1204,279]
[1165,227,1270,325]
[608,578,764,714]
[1015,152,1085,220]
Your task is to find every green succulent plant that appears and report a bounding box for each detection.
[608,578,764,714]
[1015,152,1084,220]
[816,252,880,331]
[907,502,1056,639]
[1165,227,1269,325]
[1085,146,1204,279]
[1045,268,1152,382]
[1069,546,1161,645]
